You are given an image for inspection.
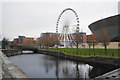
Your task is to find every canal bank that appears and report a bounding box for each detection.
[2,49,120,67]
[0,50,28,78]
[38,50,120,67]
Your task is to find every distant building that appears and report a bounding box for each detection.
[13,38,18,44]
[13,36,35,45]
[18,36,25,44]
[78,32,87,43]
[24,37,34,44]
[40,32,87,47]
[40,32,58,41]
[41,32,57,38]
[72,32,87,43]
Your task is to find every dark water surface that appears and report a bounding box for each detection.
[9,53,116,79]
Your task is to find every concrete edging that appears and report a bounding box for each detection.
[0,51,28,78]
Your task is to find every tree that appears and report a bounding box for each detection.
[36,37,43,48]
[39,34,60,48]
[99,28,110,54]
[73,28,81,54]
[87,35,93,54]
[90,34,98,51]
[2,37,9,49]
[40,35,49,48]
[50,35,59,49]
[87,34,98,56]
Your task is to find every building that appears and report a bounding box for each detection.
[72,32,87,43]
[40,32,87,47]
[79,32,87,43]
[13,38,18,44]
[88,14,119,42]
[24,37,34,44]
[18,36,25,44]
[41,32,57,38]
[13,36,35,45]
[40,32,58,42]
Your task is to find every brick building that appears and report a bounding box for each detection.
[13,38,18,44]
[40,32,87,47]
[41,32,57,38]
[72,32,87,43]
[13,36,35,45]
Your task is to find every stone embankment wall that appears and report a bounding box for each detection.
[0,51,28,79]
[2,49,22,56]
[38,50,120,67]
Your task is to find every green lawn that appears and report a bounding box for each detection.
[41,48,120,58]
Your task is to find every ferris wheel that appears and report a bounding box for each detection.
[56,8,80,48]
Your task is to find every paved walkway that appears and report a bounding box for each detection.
[0,56,2,80]
[0,50,28,78]
[0,50,3,80]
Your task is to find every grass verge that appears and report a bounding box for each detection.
[41,48,120,58]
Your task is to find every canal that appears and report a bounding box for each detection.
[9,53,117,79]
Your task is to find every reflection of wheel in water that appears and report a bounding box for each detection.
[56,8,80,48]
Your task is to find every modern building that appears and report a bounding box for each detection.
[18,36,25,44]
[13,36,35,45]
[88,14,119,42]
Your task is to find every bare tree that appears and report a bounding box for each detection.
[73,27,81,54]
[36,37,43,48]
[2,37,10,49]
[38,36,47,48]
[52,34,60,48]
[90,34,98,51]
[39,34,60,48]
[87,35,93,54]
[99,28,110,54]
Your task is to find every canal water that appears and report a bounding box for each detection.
[9,53,116,79]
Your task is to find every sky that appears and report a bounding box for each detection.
[0,0,119,41]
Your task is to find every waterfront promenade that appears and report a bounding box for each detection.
[0,50,28,79]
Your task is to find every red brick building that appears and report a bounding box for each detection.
[72,32,87,43]
[13,36,35,45]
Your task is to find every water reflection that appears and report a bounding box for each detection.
[9,54,111,79]
[41,54,93,79]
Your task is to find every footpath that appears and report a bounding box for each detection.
[0,50,28,79]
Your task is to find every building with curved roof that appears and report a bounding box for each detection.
[88,14,120,42]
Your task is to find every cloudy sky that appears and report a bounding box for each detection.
[0,0,119,41]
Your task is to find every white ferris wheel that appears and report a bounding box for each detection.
[56,8,80,48]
